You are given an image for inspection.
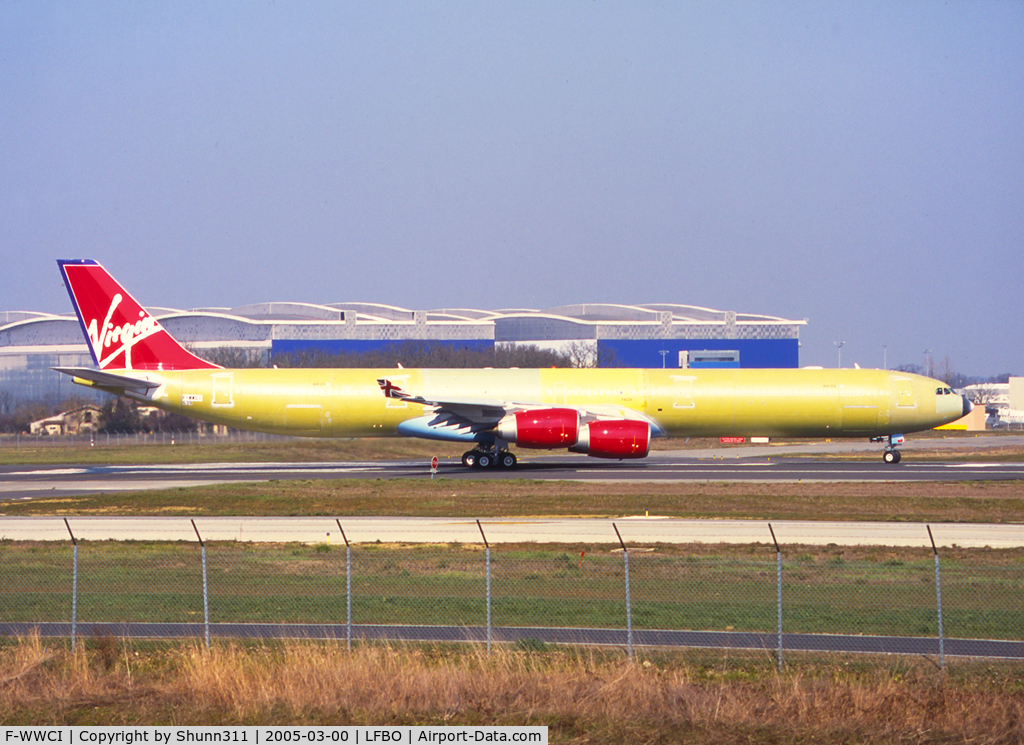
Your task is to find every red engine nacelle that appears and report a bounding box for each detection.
[570,419,651,459]
[496,408,580,448]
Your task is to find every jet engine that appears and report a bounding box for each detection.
[497,408,651,459]
[570,419,651,459]
[496,408,579,448]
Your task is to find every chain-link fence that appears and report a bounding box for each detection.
[1,520,1022,665]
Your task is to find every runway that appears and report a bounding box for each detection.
[3,452,1024,502]
[2,515,1021,547]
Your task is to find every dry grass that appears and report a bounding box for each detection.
[0,438,469,466]
[2,633,1023,742]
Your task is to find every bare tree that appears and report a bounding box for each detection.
[561,341,620,368]
[931,356,971,388]
[195,346,268,368]
[893,363,924,375]
[0,389,16,432]
[964,383,1006,407]
[493,343,572,368]
[564,341,596,368]
[595,345,620,368]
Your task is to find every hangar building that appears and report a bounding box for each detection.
[0,302,805,405]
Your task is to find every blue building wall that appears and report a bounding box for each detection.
[598,338,799,369]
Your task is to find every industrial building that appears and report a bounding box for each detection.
[963,378,1024,428]
[0,302,805,405]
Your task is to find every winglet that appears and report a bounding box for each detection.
[57,259,219,371]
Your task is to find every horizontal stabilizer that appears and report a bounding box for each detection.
[53,367,161,395]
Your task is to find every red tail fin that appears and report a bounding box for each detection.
[58,260,219,371]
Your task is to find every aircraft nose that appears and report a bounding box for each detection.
[962,395,974,418]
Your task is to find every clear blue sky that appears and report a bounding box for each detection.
[3,2,1022,375]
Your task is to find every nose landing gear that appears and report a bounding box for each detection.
[872,434,905,464]
[882,449,902,464]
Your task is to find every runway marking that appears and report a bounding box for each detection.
[0,479,250,493]
[946,463,1018,468]
[12,468,89,476]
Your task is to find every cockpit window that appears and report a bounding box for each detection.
[936,387,954,395]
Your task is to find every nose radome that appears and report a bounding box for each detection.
[962,395,974,417]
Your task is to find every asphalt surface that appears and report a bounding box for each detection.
[3,451,1024,502]
[4,621,1020,660]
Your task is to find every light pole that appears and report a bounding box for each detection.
[834,341,845,369]
[924,349,932,377]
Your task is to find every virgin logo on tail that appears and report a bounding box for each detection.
[58,260,218,371]
[86,292,163,369]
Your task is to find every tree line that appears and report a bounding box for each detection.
[267,341,575,370]
[892,360,1014,390]
[199,341,621,370]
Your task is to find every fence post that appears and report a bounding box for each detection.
[64,519,77,652]
[477,520,492,654]
[192,520,210,649]
[612,523,633,660]
[927,525,944,669]
[336,519,352,650]
[768,523,782,671]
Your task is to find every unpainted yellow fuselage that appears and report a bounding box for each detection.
[77,367,965,439]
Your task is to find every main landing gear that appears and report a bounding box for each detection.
[461,447,517,469]
[871,434,905,464]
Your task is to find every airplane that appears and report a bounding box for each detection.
[53,259,972,467]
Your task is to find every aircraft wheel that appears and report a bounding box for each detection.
[893,450,902,463]
[462,451,477,468]
[883,450,900,464]
[499,452,517,469]
[476,452,493,469]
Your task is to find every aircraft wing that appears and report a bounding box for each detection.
[377,378,506,410]
[376,377,666,440]
[53,367,162,396]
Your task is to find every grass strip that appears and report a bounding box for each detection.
[3,431,1023,466]
[3,477,1024,524]
[2,541,1022,640]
